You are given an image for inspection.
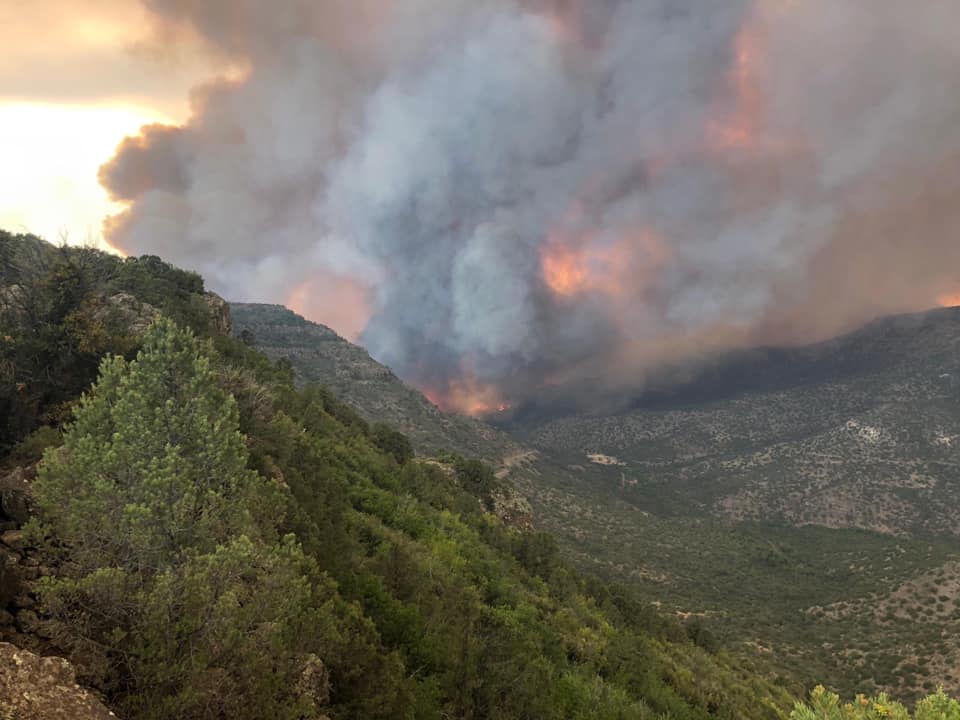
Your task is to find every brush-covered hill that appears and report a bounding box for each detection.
[507,306,960,537]
[0,231,795,719]
[497,306,960,702]
[230,289,960,703]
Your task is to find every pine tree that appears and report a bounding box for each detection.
[35,317,258,573]
[31,318,351,719]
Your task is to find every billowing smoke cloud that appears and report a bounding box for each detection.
[100,0,960,414]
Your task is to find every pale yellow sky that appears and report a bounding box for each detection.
[0,0,218,247]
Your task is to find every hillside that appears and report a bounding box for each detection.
[9,230,960,712]
[499,306,960,701]
[0,231,797,719]
[230,303,520,462]
[508,306,960,536]
[231,296,960,702]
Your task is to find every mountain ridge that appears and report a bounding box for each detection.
[229,302,522,463]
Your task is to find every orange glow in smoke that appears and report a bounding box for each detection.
[938,292,960,308]
[708,14,767,152]
[541,2,587,48]
[286,274,371,342]
[423,369,507,417]
[541,228,665,299]
[541,242,592,296]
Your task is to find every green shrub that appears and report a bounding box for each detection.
[791,685,960,720]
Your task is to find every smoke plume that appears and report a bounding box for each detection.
[100,0,960,414]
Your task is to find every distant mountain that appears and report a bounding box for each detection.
[494,306,960,702]
[507,306,960,538]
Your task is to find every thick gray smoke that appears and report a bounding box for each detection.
[101,0,960,412]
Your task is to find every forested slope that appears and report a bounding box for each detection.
[0,231,795,718]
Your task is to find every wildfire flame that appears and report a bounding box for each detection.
[938,292,960,308]
[422,368,508,417]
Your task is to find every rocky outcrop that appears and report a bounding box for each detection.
[97,293,160,336]
[0,284,24,316]
[0,465,34,526]
[0,481,111,716]
[296,654,331,719]
[0,643,117,720]
[204,292,232,336]
[0,472,116,719]
[0,465,57,656]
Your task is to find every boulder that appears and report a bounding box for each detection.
[0,643,118,719]
[0,284,25,317]
[296,653,331,710]
[99,293,160,336]
[0,530,25,553]
[0,466,33,524]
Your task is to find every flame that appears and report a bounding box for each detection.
[938,292,960,308]
[422,368,507,417]
[286,273,371,342]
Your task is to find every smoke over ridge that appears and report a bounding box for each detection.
[101,0,960,414]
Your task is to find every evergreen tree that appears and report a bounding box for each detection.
[35,317,258,572]
[31,319,400,719]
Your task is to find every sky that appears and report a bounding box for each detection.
[0,0,221,245]
[5,1,960,415]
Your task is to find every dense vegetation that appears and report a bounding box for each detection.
[520,464,960,703]
[2,232,799,718]
[791,686,960,720]
[234,297,960,703]
[0,230,212,454]
[8,232,959,717]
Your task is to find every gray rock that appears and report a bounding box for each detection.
[98,293,160,336]
[0,466,33,524]
[205,292,233,335]
[0,642,119,719]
